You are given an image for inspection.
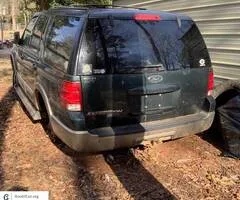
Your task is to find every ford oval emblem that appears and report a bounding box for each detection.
[147,75,163,83]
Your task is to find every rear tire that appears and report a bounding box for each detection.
[37,94,69,151]
[38,95,52,132]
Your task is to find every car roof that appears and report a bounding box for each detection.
[47,7,192,21]
[88,8,191,20]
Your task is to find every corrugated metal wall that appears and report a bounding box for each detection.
[114,0,240,82]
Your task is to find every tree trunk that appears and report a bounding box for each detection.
[11,0,17,30]
[23,12,27,28]
[37,0,50,11]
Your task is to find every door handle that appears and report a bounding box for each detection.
[33,63,37,74]
[20,54,25,60]
[33,63,37,68]
[128,85,180,95]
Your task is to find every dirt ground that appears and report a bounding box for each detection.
[0,55,239,200]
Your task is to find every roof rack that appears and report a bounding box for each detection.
[52,4,146,10]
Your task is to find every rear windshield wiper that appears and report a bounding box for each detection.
[142,64,165,70]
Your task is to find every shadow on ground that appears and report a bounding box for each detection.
[0,87,16,189]
[8,186,28,191]
[199,129,225,153]
[43,126,177,199]
[103,149,177,200]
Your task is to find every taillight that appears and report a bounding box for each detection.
[133,14,161,21]
[60,81,82,112]
[207,71,214,96]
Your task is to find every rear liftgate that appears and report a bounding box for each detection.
[79,13,212,134]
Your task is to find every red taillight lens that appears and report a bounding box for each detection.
[134,14,161,21]
[60,81,82,111]
[207,71,214,96]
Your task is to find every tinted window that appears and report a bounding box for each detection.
[29,15,48,52]
[44,15,81,71]
[79,19,108,74]
[80,19,211,74]
[22,16,38,46]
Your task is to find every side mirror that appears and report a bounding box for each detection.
[13,31,22,45]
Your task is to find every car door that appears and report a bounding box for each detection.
[25,14,49,102]
[15,15,39,99]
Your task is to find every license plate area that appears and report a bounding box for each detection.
[128,91,180,115]
[144,91,180,112]
[145,94,162,111]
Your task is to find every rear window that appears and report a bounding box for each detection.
[79,18,211,74]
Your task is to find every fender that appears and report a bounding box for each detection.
[10,46,18,67]
[35,83,53,117]
[10,53,16,70]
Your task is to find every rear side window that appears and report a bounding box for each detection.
[79,18,211,74]
[21,16,38,46]
[29,15,48,53]
[44,15,81,72]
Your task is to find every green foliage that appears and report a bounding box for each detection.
[75,0,113,4]
[50,0,113,8]
[49,0,74,7]
[20,0,114,13]
[17,0,114,26]
[16,14,25,24]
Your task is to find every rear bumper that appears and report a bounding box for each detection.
[50,111,215,152]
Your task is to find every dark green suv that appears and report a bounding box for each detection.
[11,6,215,152]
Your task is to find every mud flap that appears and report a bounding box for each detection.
[217,94,240,158]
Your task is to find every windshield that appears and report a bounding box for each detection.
[79,18,211,74]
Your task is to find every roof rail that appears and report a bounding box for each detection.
[49,5,88,10]
[52,4,146,10]
[111,4,146,10]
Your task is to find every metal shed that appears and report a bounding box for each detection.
[114,0,240,83]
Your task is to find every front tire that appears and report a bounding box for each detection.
[12,71,17,87]
[11,58,18,88]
